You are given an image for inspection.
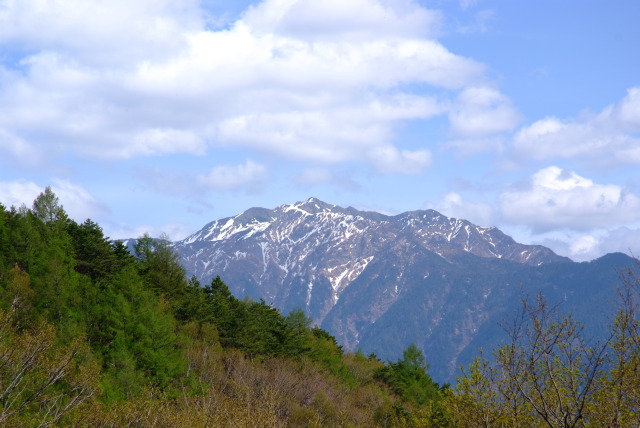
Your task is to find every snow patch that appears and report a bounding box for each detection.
[282,203,312,216]
[306,282,313,307]
[326,256,374,303]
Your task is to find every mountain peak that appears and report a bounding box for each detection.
[277,197,337,215]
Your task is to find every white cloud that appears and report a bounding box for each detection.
[0,0,199,66]
[197,160,268,191]
[433,192,493,225]
[0,178,108,221]
[126,128,207,158]
[216,95,440,167]
[449,86,521,137]
[569,235,599,258]
[500,166,640,232]
[512,87,640,165]
[539,227,640,262]
[106,221,192,241]
[0,0,485,172]
[368,146,432,174]
[446,136,504,155]
[0,179,42,209]
[49,179,110,221]
[0,129,41,166]
[597,227,640,257]
[293,167,333,185]
[243,0,443,41]
[445,86,520,155]
[618,87,640,128]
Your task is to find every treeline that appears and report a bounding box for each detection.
[0,188,448,426]
[1,188,639,427]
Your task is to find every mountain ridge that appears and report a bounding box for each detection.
[174,197,570,312]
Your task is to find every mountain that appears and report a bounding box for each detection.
[172,198,631,382]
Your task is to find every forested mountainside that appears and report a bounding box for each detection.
[1,188,640,427]
[171,198,629,382]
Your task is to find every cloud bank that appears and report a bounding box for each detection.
[500,166,640,232]
[512,87,640,165]
[0,0,504,175]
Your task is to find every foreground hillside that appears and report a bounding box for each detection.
[1,188,639,427]
[0,188,452,426]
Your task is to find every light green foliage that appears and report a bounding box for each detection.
[587,264,640,427]
[0,303,99,425]
[446,351,533,427]
[449,294,613,427]
[32,186,65,225]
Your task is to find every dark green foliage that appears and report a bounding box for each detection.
[66,219,120,281]
[376,343,442,406]
[235,299,289,357]
[134,233,187,299]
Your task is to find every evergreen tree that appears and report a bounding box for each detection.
[66,219,119,281]
[376,343,442,406]
[134,233,188,306]
[204,276,243,348]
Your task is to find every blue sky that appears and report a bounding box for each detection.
[1,0,639,261]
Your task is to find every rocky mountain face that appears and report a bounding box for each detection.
[172,198,630,382]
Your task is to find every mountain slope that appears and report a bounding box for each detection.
[172,198,627,381]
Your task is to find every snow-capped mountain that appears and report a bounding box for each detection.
[175,197,568,321]
[169,197,634,383]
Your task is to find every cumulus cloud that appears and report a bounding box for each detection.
[216,95,441,169]
[0,0,199,66]
[50,179,110,221]
[0,178,108,221]
[433,192,493,226]
[618,87,640,128]
[0,0,486,173]
[512,87,640,165]
[446,86,520,155]
[368,146,432,174]
[0,179,42,209]
[197,160,268,192]
[569,235,599,257]
[449,87,521,136]
[500,166,640,232]
[539,227,640,262]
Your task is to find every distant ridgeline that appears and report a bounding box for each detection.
[2,190,639,426]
